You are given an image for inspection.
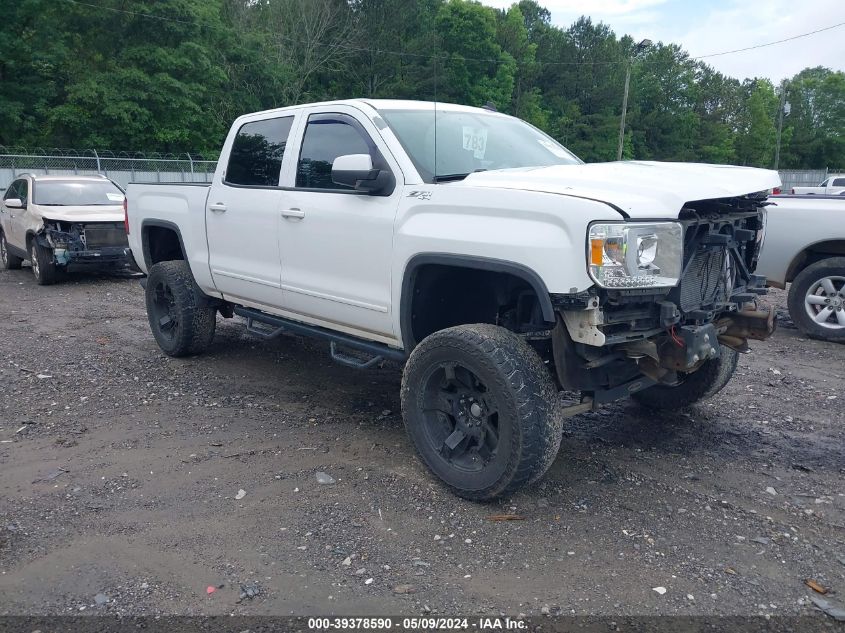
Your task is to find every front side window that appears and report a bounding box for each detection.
[296,114,374,190]
[33,180,125,205]
[16,179,28,204]
[3,180,20,201]
[819,179,830,187]
[226,116,294,187]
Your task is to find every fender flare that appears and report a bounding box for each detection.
[140,219,188,269]
[399,253,556,349]
[784,238,845,283]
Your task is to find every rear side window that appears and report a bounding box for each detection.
[225,116,294,186]
[296,114,374,190]
[832,178,845,187]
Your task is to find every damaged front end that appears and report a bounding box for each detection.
[39,220,130,268]
[553,193,775,405]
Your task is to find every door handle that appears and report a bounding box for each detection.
[208,202,227,213]
[281,208,305,220]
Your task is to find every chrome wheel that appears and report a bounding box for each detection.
[30,243,40,280]
[804,275,845,330]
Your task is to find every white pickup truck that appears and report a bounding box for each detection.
[757,194,845,342]
[791,176,845,195]
[126,99,778,500]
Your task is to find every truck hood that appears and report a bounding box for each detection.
[463,161,781,218]
[32,203,124,223]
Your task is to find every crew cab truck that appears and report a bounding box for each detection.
[757,194,845,342]
[126,99,777,501]
[791,176,845,195]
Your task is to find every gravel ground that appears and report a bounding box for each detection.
[0,266,843,618]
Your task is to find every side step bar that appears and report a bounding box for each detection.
[233,306,407,366]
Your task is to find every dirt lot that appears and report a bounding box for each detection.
[0,266,843,618]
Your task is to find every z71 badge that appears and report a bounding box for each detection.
[407,190,432,201]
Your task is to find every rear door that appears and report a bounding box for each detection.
[276,106,403,341]
[206,112,299,308]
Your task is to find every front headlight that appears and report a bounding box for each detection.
[588,222,684,289]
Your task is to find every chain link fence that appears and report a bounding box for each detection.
[2,147,842,196]
[0,147,219,191]
[778,169,828,192]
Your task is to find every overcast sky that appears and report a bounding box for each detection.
[480,0,845,83]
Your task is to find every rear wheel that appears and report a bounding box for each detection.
[30,239,58,285]
[401,324,561,501]
[145,260,216,357]
[632,345,739,411]
[0,231,23,270]
[787,258,845,342]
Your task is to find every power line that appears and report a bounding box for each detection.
[64,0,196,24]
[693,21,845,59]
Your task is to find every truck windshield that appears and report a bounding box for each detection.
[379,108,581,183]
[34,180,125,206]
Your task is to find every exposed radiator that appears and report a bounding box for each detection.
[679,248,729,312]
[82,223,128,249]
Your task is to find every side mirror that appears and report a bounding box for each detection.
[4,198,24,209]
[331,154,392,194]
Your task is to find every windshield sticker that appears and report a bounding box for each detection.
[462,126,488,159]
[106,193,125,201]
[537,139,571,159]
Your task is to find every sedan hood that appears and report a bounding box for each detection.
[463,161,781,218]
[33,203,124,223]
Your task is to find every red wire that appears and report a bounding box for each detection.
[669,325,685,347]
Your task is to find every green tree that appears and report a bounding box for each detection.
[735,79,778,167]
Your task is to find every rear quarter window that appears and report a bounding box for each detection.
[225,116,295,187]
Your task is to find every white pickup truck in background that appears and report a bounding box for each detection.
[791,175,845,195]
[125,99,778,500]
[757,194,845,342]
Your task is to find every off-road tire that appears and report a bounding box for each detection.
[632,344,739,411]
[145,260,216,357]
[787,257,845,342]
[30,239,58,285]
[401,324,561,501]
[0,231,23,270]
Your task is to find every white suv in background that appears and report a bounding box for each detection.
[0,174,131,284]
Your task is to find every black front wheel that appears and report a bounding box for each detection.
[401,324,561,501]
[145,260,216,357]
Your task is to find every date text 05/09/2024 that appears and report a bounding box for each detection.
[307,617,527,630]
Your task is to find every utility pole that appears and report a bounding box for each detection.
[774,80,789,170]
[617,39,651,161]
[617,64,631,161]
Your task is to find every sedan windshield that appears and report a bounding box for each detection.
[379,108,581,183]
[34,180,125,206]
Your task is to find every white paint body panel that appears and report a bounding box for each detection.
[755,196,845,287]
[126,99,779,349]
[463,162,781,219]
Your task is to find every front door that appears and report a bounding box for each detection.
[3,179,29,249]
[206,113,298,308]
[277,107,402,341]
